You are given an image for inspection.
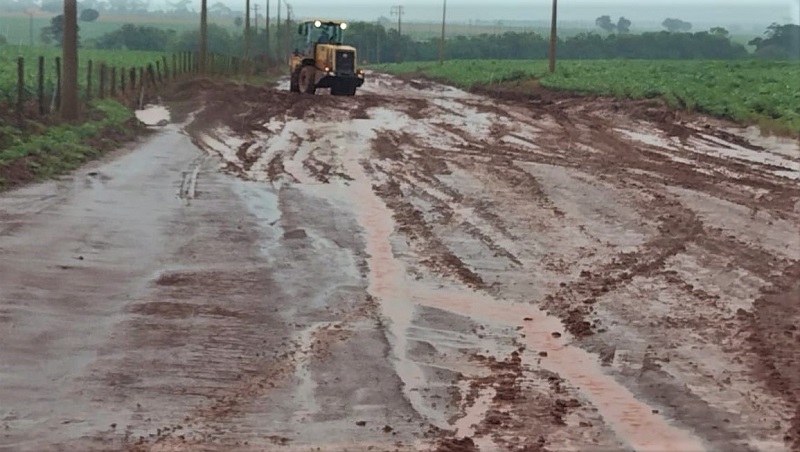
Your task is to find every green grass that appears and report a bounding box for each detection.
[0,98,139,189]
[0,46,169,104]
[373,59,800,135]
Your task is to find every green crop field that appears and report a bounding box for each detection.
[0,13,213,45]
[374,59,800,135]
[0,47,168,104]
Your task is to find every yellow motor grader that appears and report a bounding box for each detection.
[289,19,365,96]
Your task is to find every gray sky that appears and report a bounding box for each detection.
[169,1,799,28]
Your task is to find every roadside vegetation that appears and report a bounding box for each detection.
[374,59,800,136]
[0,99,141,190]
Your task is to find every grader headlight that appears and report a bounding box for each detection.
[340,22,348,30]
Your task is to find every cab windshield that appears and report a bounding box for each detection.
[307,22,345,45]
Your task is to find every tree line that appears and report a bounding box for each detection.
[24,18,800,63]
[344,22,798,62]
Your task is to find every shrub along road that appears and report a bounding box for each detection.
[0,74,798,451]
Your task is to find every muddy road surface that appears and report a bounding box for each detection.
[1,73,798,452]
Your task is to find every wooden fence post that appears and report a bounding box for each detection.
[130,68,136,93]
[121,67,126,94]
[16,57,24,125]
[86,59,93,102]
[54,57,62,112]
[110,67,117,97]
[38,56,45,116]
[98,63,106,99]
[172,54,177,79]
[147,64,156,89]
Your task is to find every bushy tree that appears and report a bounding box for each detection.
[80,8,100,22]
[171,23,236,55]
[41,14,79,46]
[710,27,729,37]
[595,15,616,33]
[749,23,800,59]
[663,18,692,32]
[617,17,632,33]
[95,23,174,50]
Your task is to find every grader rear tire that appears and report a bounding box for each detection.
[299,66,317,95]
[290,69,300,92]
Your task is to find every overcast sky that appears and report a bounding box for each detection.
[161,1,799,27]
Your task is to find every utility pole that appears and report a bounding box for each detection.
[245,0,251,61]
[549,0,558,73]
[199,0,207,73]
[62,0,78,120]
[276,0,281,60]
[390,5,404,34]
[439,0,446,65]
[252,3,259,36]
[376,20,381,64]
[284,2,291,61]
[266,0,270,60]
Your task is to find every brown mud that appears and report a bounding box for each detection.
[1,72,797,451]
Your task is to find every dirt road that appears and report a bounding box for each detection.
[1,73,798,452]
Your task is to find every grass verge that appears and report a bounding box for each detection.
[0,99,146,191]
[372,59,800,137]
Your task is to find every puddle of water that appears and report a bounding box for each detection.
[135,104,170,126]
[501,134,541,151]
[230,179,283,258]
[197,128,245,165]
[614,128,680,150]
[730,126,800,161]
[687,136,800,180]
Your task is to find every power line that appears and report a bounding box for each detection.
[390,5,404,35]
[252,3,260,36]
[266,0,270,59]
[245,0,251,61]
[439,0,446,65]
[284,2,292,60]
[276,0,281,58]
[200,0,207,73]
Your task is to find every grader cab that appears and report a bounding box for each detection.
[289,20,365,96]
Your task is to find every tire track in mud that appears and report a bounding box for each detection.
[371,130,528,273]
[122,285,385,452]
[744,261,800,451]
[338,127,708,452]
[373,178,487,290]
